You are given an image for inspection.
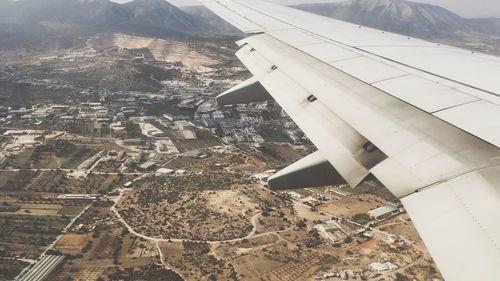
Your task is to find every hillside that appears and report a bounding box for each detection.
[182,5,243,36]
[295,0,500,40]
[0,0,221,38]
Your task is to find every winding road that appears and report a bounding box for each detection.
[110,185,295,245]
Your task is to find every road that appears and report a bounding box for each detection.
[110,182,299,245]
[0,257,36,264]
[0,167,144,176]
[111,189,266,244]
[155,241,185,280]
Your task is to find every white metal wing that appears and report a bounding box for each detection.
[201,1,500,280]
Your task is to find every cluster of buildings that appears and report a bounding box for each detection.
[0,101,114,131]
[367,203,400,221]
[317,261,399,280]
[1,77,308,150]
[195,100,305,146]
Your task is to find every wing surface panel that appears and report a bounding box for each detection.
[402,166,500,281]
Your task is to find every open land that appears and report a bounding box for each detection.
[0,32,442,281]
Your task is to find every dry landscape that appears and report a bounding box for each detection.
[0,26,442,281]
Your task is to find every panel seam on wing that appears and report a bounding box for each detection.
[230,0,500,98]
[402,161,500,198]
[448,175,500,253]
[430,100,481,114]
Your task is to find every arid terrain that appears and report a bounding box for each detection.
[0,20,441,281]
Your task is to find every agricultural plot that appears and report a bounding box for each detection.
[0,171,39,192]
[0,214,69,246]
[56,233,93,255]
[88,228,122,260]
[0,149,34,169]
[100,264,183,281]
[0,203,63,216]
[0,241,44,260]
[27,171,127,194]
[123,237,157,259]
[265,253,334,281]
[0,213,69,259]
[0,259,30,280]
[58,205,86,217]
[51,265,107,281]
[60,147,98,169]
[318,194,386,218]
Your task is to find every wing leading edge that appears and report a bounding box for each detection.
[202,1,500,280]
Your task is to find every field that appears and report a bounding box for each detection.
[317,194,385,218]
[118,172,297,241]
[60,147,98,169]
[0,171,38,192]
[0,203,62,216]
[0,259,30,280]
[56,234,93,255]
[88,228,122,260]
[58,205,86,217]
[51,265,108,281]
[0,148,34,169]
[29,140,95,170]
[26,171,129,194]
[0,214,69,258]
[160,241,236,281]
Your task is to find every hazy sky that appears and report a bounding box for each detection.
[110,0,500,18]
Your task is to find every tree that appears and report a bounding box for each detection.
[295,220,306,228]
[344,236,353,244]
[352,213,372,225]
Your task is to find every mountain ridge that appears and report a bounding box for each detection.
[0,0,222,38]
[294,0,500,40]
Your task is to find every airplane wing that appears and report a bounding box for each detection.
[200,1,500,280]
